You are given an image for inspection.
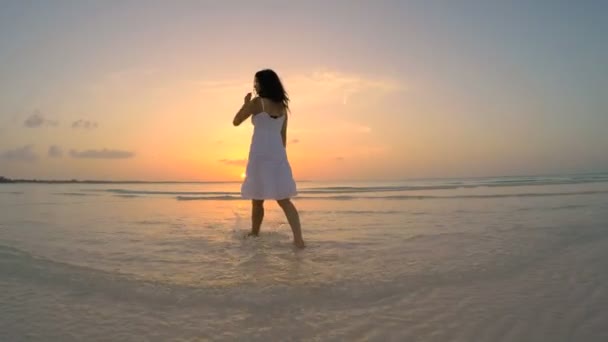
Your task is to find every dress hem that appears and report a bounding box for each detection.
[240,192,298,200]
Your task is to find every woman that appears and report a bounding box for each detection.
[232,69,305,248]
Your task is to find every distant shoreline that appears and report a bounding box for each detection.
[0,177,239,184]
[0,177,312,184]
[0,173,605,185]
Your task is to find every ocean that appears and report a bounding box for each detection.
[1,174,608,341]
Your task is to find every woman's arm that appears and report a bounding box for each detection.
[232,94,256,126]
[281,114,288,147]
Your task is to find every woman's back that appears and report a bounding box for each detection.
[249,98,287,157]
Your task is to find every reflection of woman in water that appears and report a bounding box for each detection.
[232,69,305,248]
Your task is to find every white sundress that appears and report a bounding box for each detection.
[240,98,297,200]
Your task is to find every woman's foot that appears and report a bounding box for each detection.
[293,239,306,249]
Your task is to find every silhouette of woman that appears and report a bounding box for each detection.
[232,69,305,248]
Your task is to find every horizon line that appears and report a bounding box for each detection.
[1,171,607,184]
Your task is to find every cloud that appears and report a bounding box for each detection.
[0,145,38,161]
[72,119,99,129]
[335,156,345,161]
[24,111,58,128]
[70,148,135,159]
[218,159,247,166]
[306,70,401,91]
[289,70,403,105]
[48,145,63,158]
[196,69,402,106]
[339,122,371,133]
[289,138,300,144]
[291,121,371,135]
[198,80,250,94]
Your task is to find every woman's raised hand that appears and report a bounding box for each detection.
[244,92,252,104]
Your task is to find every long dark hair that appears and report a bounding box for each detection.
[255,69,290,111]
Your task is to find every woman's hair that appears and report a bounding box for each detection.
[255,69,290,110]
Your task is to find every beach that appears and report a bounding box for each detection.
[1,174,608,341]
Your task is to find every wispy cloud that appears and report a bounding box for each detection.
[289,138,300,144]
[196,69,402,106]
[0,145,38,161]
[24,111,58,128]
[72,119,99,129]
[291,121,372,135]
[289,70,403,105]
[339,122,372,133]
[335,156,345,161]
[70,148,135,159]
[198,80,250,93]
[306,70,401,91]
[93,67,163,90]
[48,145,63,158]
[218,159,247,166]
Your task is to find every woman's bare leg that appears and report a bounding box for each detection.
[277,198,305,248]
[250,199,264,236]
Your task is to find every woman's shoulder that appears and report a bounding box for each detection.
[249,96,263,112]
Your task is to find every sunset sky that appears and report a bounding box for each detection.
[1,1,607,181]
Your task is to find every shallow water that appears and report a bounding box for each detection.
[1,175,608,341]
